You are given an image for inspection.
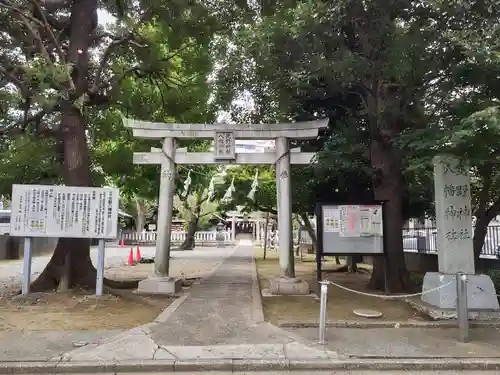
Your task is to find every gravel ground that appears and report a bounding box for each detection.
[0,245,229,296]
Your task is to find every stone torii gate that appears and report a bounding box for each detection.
[123,117,329,295]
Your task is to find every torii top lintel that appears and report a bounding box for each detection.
[122,116,329,140]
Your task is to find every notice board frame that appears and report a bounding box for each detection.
[315,201,388,291]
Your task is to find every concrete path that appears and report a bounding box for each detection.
[286,326,500,358]
[0,330,120,361]
[59,240,334,364]
[2,240,500,372]
[148,241,294,346]
[94,372,500,375]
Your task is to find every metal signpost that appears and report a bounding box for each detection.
[9,184,119,296]
[456,272,470,342]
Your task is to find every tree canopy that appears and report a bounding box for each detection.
[1,0,500,293]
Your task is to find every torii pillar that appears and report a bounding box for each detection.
[123,116,329,295]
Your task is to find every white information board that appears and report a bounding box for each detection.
[10,184,119,239]
[319,203,384,255]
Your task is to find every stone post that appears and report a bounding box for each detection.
[434,157,474,274]
[268,138,308,295]
[231,215,236,242]
[275,137,294,278]
[421,155,499,312]
[256,218,261,243]
[136,138,182,295]
[155,137,176,276]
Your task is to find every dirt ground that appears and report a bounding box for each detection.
[0,251,223,332]
[0,289,176,331]
[255,248,427,324]
[106,258,221,281]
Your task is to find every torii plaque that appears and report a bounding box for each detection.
[123,116,329,295]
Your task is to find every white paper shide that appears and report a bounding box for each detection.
[10,184,119,239]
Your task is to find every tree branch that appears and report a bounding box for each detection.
[0,1,53,62]
[92,9,152,91]
[41,0,71,13]
[97,40,198,93]
[198,210,217,218]
[256,205,277,215]
[0,108,49,136]
[0,65,30,97]
[33,0,67,64]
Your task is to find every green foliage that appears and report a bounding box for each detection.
[0,136,61,197]
[0,0,220,206]
[219,165,276,213]
[173,193,218,228]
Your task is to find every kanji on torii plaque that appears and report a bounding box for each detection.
[214,131,235,160]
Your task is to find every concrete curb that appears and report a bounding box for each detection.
[2,357,500,373]
[250,245,266,323]
[278,320,500,329]
[153,293,189,323]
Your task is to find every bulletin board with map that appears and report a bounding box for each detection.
[316,202,387,286]
[316,202,385,255]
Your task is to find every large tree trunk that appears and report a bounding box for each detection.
[179,194,202,250]
[473,201,500,264]
[134,196,146,234]
[347,256,361,272]
[473,214,489,261]
[473,166,500,264]
[366,89,411,293]
[31,110,97,291]
[263,212,270,260]
[179,217,199,250]
[299,213,317,249]
[30,0,129,292]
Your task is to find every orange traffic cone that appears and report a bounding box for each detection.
[136,246,142,262]
[127,248,134,265]
[120,239,125,248]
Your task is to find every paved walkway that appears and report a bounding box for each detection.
[149,241,293,346]
[287,326,500,358]
[3,240,500,372]
[59,240,336,363]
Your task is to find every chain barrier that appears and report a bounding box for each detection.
[318,274,472,345]
[321,279,455,299]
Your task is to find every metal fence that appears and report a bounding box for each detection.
[121,226,500,259]
[402,226,500,258]
[120,230,232,244]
